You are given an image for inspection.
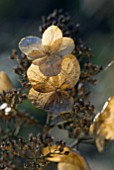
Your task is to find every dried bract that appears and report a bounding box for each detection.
[0,72,13,92]
[43,145,90,170]
[90,96,114,152]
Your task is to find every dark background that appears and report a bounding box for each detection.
[0,0,114,169]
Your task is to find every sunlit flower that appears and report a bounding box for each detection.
[90,96,114,152]
[43,145,90,170]
[0,71,13,92]
[27,54,80,114]
[19,25,75,76]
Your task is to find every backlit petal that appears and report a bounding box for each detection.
[57,54,80,87]
[29,88,73,114]
[51,38,62,53]
[18,36,44,59]
[28,88,54,110]
[0,72,13,92]
[43,145,90,170]
[27,57,56,93]
[43,91,74,114]
[57,37,75,57]
[28,49,45,60]
[38,55,62,76]
[90,96,114,152]
[42,25,62,47]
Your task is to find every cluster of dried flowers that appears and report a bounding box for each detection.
[0,9,114,170]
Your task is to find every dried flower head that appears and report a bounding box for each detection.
[90,96,114,152]
[27,54,80,114]
[10,49,31,88]
[19,25,75,76]
[43,145,90,170]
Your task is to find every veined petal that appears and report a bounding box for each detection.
[51,38,62,54]
[28,49,45,60]
[39,55,62,76]
[27,57,57,93]
[28,88,74,114]
[18,36,44,58]
[28,88,54,111]
[43,91,74,114]
[57,54,80,87]
[42,25,62,47]
[57,37,75,57]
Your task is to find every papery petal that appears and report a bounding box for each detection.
[43,91,74,114]
[27,57,56,93]
[90,96,114,152]
[43,145,90,170]
[0,72,13,92]
[42,25,62,46]
[57,37,75,57]
[28,49,45,60]
[51,38,62,53]
[28,88,54,110]
[18,36,44,59]
[38,55,62,76]
[58,158,89,170]
[57,54,80,87]
[28,88,73,114]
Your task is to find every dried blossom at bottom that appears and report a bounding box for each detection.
[43,145,90,170]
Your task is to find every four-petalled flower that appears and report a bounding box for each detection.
[19,25,75,76]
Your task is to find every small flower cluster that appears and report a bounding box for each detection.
[0,134,51,169]
[10,49,31,88]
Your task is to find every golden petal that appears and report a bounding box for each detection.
[18,36,44,59]
[28,49,44,60]
[42,25,62,47]
[0,72,13,92]
[43,145,90,170]
[57,37,75,56]
[27,57,56,92]
[90,96,114,152]
[28,88,73,114]
[28,88,54,110]
[51,38,63,54]
[58,54,80,87]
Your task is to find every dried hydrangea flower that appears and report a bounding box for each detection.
[27,54,80,114]
[43,145,90,170]
[19,25,75,76]
[90,96,114,152]
[0,71,13,92]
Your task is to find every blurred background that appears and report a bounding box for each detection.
[0,0,114,169]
